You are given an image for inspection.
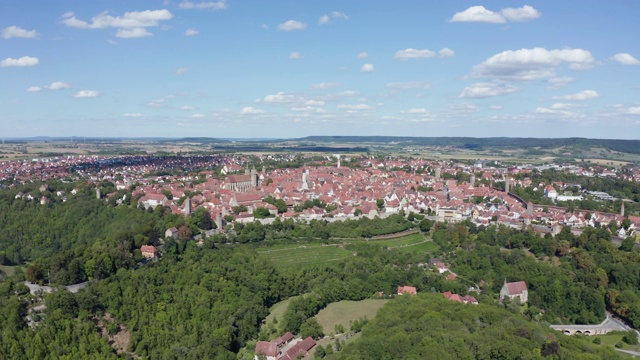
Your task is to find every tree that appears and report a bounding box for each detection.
[376,199,384,210]
[193,208,214,230]
[300,317,324,339]
[178,225,193,240]
[419,218,433,233]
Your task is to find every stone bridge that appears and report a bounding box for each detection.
[550,313,630,336]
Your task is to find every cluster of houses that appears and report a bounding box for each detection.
[254,332,316,360]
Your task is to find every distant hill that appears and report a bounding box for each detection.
[292,136,640,154]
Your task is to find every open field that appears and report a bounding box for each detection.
[257,243,352,268]
[264,296,298,326]
[0,265,19,277]
[315,299,389,335]
[591,333,640,353]
[256,234,439,269]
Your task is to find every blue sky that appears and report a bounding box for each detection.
[1,1,639,139]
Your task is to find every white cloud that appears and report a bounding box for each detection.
[191,113,205,118]
[360,63,374,72]
[401,108,428,114]
[459,82,518,99]
[549,103,576,110]
[74,90,99,98]
[184,28,199,36]
[116,27,152,38]
[289,51,301,59]
[612,53,640,65]
[439,48,455,58]
[473,48,595,81]
[147,99,165,107]
[176,67,188,75]
[123,113,143,117]
[319,11,348,25]
[178,1,227,10]
[625,107,640,115]
[27,86,42,92]
[394,48,436,61]
[0,56,39,67]
[450,5,540,23]
[180,105,195,110]
[277,20,306,31]
[61,9,173,29]
[311,82,341,90]
[47,81,71,90]
[386,81,431,89]
[554,90,600,101]
[450,6,506,23]
[338,104,371,110]
[2,26,39,39]
[305,100,325,106]
[547,76,575,88]
[261,92,301,104]
[357,52,368,58]
[501,5,541,22]
[240,106,264,114]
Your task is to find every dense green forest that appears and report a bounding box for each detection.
[0,181,639,358]
[331,293,622,360]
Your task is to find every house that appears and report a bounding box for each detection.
[397,285,417,295]
[141,245,158,259]
[254,341,278,360]
[165,227,178,239]
[280,336,316,360]
[500,280,528,304]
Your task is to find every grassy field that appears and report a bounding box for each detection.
[257,243,352,268]
[315,299,389,335]
[0,265,19,277]
[257,234,439,269]
[590,333,640,353]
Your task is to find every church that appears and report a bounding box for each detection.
[224,166,261,192]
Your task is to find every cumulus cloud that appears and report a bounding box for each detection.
[277,20,306,31]
[116,27,152,38]
[311,82,341,90]
[501,5,541,22]
[394,48,436,60]
[123,113,143,117]
[319,11,348,25]
[473,48,595,81]
[357,52,368,58]
[305,100,325,106]
[47,81,71,90]
[180,105,194,110]
[612,53,640,65]
[60,9,172,38]
[178,1,227,10]
[184,28,199,36]
[261,92,301,104]
[439,48,455,58]
[450,5,540,23]
[0,56,39,67]
[289,51,301,59]
[176,67,188,75]
[191,113,205,118]
[27,86,42,92]
[74,90,99,98]
[386,81,431,90]
[459,82,518,99]
[554,90,600,101]
[360,63,374,72]
[240,106,264,114]
[450,6,506,23]
[2,26,39,39]
[61,10,173,29]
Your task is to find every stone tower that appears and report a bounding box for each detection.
[251,166,257,187]
[96,188,101,199]
[435,167,441,180]
[183,197,191,215]
[470,174,475,187]
[621,201,625,216]
[505,177,510,194]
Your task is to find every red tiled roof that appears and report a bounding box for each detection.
[255,341,277,357]
[506,281,528,295]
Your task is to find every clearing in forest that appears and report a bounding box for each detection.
[315,299,388,335]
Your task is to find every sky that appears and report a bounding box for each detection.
[1,1,640,139]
